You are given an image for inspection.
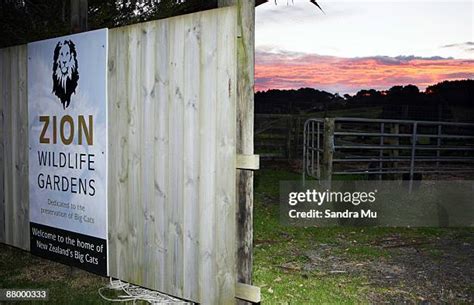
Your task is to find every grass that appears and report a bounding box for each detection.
[254,269,370,305]
[0,244,109,304]
[252,168,473,304]
[254,169,380,303]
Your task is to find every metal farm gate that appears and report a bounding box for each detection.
[303,117,474,189]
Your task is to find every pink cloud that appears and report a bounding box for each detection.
[255,51,474,94]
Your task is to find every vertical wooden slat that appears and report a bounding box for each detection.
[182,12,201,299]
[108,26,132,279]
[4,47,13,246]
[0,49,5,244]
[11,46,22,247]
[12,47,18,245]
[17,45,29,250]
[198,10,219,304]
[215,7,237,304]
[167,15,185,296]
[2,48,13,245]
[140,21,157,287]
[128,23,143,283]
[106,26,118,276]
[154,17,170,292]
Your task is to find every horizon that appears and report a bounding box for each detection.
[254,77,473,96]
[255,0,474,95]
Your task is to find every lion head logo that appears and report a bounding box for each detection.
[52,40,79,109]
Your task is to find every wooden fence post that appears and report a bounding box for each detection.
[286,116,292,160]
[294,116,301,158]
[321,118,335,186]
[70,0,88,33]
[389,123,399,179]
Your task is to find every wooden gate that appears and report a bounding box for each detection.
[0,5,258,304]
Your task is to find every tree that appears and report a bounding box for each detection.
[0,0,219,48]
[257,0,323,12]
[0,0,70,47]
[1,0,324,48]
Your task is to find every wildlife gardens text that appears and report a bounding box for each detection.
[36,114,96,197]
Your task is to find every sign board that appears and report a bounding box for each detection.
[27,29,108,275]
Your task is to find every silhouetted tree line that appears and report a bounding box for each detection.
[254,87,339,114]
[0,0,217,48]
[255,79,474,121]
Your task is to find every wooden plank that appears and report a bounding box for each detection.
[118,26,131,280]
[197,10,219,305]
[182,12,200,300]
[235,283,261,303]
[0,48,5,244]
[108,26,131,279]
[70,0,88,32]
[215,7,237,304]
[10,47,19,247]
[16,45,29,250]
[106,26,118,276]
[3,47,13,246]
[127,23,143,283]
[236,155,259,170]
[140,20,158,288]
[167,14,185,297]
[218,1,256,294]
[153,17,170,292]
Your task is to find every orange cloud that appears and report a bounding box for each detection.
[255,51,474,94]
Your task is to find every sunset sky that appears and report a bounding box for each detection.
[255,0,474,94]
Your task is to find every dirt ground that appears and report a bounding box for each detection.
[299,231,474,303]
